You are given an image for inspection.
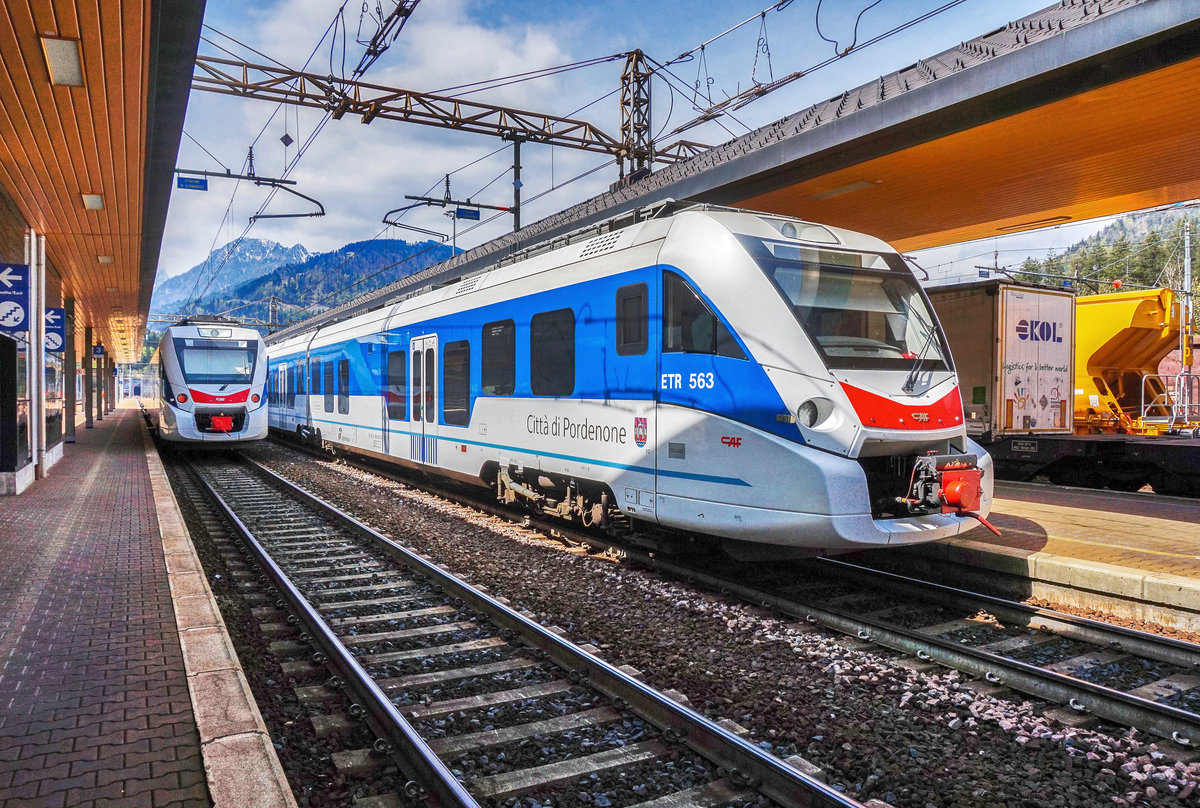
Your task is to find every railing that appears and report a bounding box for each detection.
[1140,373,1200,427]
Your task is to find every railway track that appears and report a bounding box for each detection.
[181,450,873,808]
[261,437,1200,757]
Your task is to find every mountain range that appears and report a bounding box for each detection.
[151,238,311,313]
[148,237,457,342]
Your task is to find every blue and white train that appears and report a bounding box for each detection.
[266,204,995,555]
[151,319,269,444]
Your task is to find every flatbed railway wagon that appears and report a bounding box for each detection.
[929,281,1200,495]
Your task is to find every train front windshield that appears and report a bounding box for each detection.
[745,239,949,371]
[173,339,257,385]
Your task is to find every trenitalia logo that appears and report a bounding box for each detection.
[1015,319,1063,343]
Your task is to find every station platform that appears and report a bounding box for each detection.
[0,406,293,807]
[868,481,1200,630]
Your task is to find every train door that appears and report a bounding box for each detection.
[409,335,439,465]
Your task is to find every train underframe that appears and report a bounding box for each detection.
[986,434,1200,496]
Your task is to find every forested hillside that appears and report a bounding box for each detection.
[1015,207,1198,292]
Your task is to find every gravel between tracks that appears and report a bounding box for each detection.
[246,443,1199,808]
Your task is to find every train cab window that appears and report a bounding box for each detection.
[337,359,350,414]
[663,271,746,359]
[286,366,296,408]
[616,283,648,356]
[386,351,406,420]
[530,309,575,396]
[481,320,514,395]
[443,341,470,426]
[323,361,335,413]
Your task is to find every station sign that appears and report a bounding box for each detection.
[177,176,209,191]
[978,269,990,278]
[0,263,31,338]
[455,207,480,220]
[44,308,65,352]
[93,344,105,357]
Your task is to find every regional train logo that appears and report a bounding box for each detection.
[634,417,647,447]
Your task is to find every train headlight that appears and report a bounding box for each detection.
[177,393,188,404]
[797,397,834,429]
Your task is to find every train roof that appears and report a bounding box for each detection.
[267,202,900,347]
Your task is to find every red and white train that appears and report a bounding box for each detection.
[149,318,268,444]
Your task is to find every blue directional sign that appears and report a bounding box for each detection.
[44,308,65,352]
[93,344,105,357]
[0,263,31,337]
[177,176,209,191]
[978,269,990,278]
[455,207,480,221]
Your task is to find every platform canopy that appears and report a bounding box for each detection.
[0,0,204,362]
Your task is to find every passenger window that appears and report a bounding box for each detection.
[530,309,575,396]
[286,366,296,408]
[481,320,515,395]
[298,365,305,397]
[337,358,350,414]
[443,341,470,426]
[323,360,335,413]
[386,351,406,420]
[663,271,746,359]
[616,283,648,356]
[310,360,320,395]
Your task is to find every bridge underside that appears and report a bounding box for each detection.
[733,54,1200,252]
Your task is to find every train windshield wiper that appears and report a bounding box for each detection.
[902,319,939,393]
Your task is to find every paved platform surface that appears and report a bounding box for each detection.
[0,409,210,807]
[959,481,1200,578]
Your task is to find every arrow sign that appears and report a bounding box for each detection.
[0,263,30,337]
[45,307,65,353]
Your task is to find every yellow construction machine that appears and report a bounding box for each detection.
[1074,288,1199,435]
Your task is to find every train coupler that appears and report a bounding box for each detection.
[899,453,997,533]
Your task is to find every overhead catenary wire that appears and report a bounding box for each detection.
[815,0,884,56]
[288,154,614,320]
[185,7,358,309]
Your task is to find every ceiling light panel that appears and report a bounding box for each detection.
[41,37,83,87]
[81,194,104,210]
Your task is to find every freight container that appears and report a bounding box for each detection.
[927,280,1075,441]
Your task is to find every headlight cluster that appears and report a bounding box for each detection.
[797,397,834,428]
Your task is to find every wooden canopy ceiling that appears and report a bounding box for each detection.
[0,0,202,362]
[737,54,1200,252]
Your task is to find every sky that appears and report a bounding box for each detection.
[159,0,1108,293]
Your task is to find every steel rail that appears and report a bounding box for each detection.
[633,553,1200,749]
[185,459,483,808]
[261,438,1200,745]
[239,455,866,808]
[816,557,1200,670]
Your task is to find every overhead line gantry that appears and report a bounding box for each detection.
[190,52,709,229]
